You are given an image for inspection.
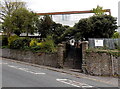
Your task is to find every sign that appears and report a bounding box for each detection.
[95,39,103,46]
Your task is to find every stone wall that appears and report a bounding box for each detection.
[85,51,120,76]
[1,48,64,68]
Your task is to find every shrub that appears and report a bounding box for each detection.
[112,32,120,38]
[8,35,19,46]
[30,45,41,52]
[0,35,8,46]
[29,39,38,47]
[43,35,57,52]
[10,37,31,49]
[30,36,57,53]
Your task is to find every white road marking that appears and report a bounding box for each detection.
[61,73,67,75]
[8,65,46,75]
[56,79,94,88]
[0,62,8,64]
[8,65,18,69]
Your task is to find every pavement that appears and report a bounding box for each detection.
[1,57,119,88]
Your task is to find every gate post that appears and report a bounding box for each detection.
[57,42,66,68]
[81,41,88,73]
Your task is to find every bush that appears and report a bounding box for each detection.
[0,35,8,46]
[43,35,57,52]
[29,39,38,47]
[112,32,120,38]
[8,35,19,46]
[10,37,31,49]
[30,36,57,53]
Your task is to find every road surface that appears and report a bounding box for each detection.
[0,57,119,88]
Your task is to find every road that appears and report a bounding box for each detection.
[1,57,119,88]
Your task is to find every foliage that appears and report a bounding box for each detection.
[29,39,38,47]
[86,49,120,57]
[8,35,19,46]
[112,32,120,38]
[0,0,26,37]
[0,35,8,46]
[92,5,104,16]
[74,15,118,40]
[52,23,69,43]
[43,35,57,53]
[36,15,69,44]
[30,36,57,53]
[37,15,54,38]
[9,37,31,49]
[114,42,120,50]
[11,8,38,36]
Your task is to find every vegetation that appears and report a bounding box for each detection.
[0,2,118,53]
[92,5,104,16]
[112,32,120,38]
[0,0,26,37]
[0,35,8,46]
[9,37,30,49]
[86,48,120,57]
[73,15,117,40]
[8,35,19,46]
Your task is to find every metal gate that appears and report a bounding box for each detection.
[64,42,82,69]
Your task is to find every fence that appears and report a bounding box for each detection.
[88,38,120,49]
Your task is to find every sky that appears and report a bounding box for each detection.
[23,0,119,18]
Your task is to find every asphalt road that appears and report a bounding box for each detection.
[1,57,118,88]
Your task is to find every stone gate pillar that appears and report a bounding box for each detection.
[57,42,66,68]
[81,41,88,73]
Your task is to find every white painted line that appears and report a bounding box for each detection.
[8,65,46,75]
[34,73,46,75]
[56,79,94,88]
[0,62,8,64]
[8,65,18,69]
[18,68,28,71]
[61,73,67,75]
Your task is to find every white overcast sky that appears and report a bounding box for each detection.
[23,0,120,18]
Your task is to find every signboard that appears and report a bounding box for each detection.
[95,39,103,46]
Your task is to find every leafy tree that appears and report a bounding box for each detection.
[2,8,38,36]
[36,15,69,43]
[11,8,38,36]
[52,23,69,43]
[0,0,26,36]
[74,15,118,40]
[112,32,120,38]
[93,5,104,16]
[37,15,54,38]
[0,0,26,21]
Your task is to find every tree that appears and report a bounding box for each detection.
[92,5,104,16]
[0,0,26,36]
[11,8,38,36]
[0,0,26,21]
[74,15,118,40]
[112,32,120,38]
[37,15,54,38]
[52,23,69,43]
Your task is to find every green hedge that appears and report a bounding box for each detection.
[9,37,31,49]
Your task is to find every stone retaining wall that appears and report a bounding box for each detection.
[1,48,63,68]
[85,52,120,76]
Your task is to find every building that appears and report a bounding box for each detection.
[37,9,111,27]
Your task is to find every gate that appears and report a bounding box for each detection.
[64,41,82,69]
